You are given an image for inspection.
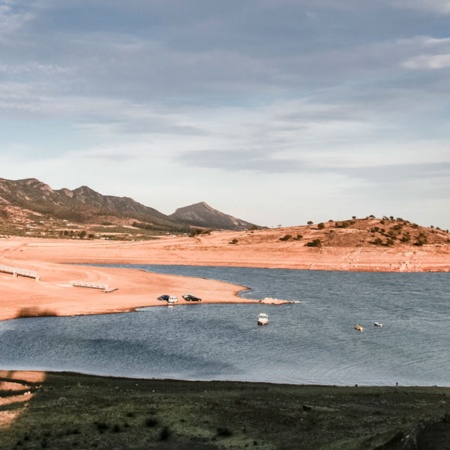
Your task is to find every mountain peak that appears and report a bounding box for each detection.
[169,202,256,230]
[0,177,258,236]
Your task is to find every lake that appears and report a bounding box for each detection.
[0,265,449,386]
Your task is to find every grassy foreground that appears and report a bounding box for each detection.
[1,372,450,450]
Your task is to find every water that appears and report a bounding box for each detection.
[0,266,449,386]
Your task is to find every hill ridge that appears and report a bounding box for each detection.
[0,177,258,238]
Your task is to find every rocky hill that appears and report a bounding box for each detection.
[0,177,258,239]
[169,202,255,231]
[232,216,450,249]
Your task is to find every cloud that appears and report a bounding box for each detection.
[0,1,449,228]
[392,0,450,14]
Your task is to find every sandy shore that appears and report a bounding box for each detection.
[1,232,449,322]
[0,241,254,322]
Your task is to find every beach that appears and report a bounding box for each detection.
[0,237,253,323]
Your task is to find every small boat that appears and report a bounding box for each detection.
[354,325,363,332]
[257,313,269,325]
[374,322,383,327]
[167,296,178,304]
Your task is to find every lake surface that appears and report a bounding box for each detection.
[1,265,449,386]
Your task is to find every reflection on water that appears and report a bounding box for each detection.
[0,267,449,386]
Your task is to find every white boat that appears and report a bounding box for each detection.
[257,313,269,325]
[374,322,383,327]
[167,295,178,304]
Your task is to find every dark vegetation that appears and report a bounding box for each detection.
[1,372,450,449]
[15,307,57,318]
[303,216,450,248]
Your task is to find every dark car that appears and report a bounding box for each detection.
[182,294,202,302]
[157,295,170,301]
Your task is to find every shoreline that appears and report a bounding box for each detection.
[1,235,449,323]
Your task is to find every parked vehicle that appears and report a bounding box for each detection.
[157,295,169,301]
[167,296,178,304]
[183,294,202,302]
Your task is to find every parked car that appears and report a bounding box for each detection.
[168,296,178,304]
[183,294,202,302]
[157,295,170,301]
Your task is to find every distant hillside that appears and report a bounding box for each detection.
[0,177,258,239]
[169,202,256,231]
[232,216,450,249]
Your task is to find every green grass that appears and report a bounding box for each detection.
[1,372,450,449]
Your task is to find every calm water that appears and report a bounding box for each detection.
[0,265,449,386]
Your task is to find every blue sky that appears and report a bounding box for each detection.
[1,1,450,228]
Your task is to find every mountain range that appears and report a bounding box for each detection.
[0,177,257,239]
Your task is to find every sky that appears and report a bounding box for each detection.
[1,1,450,229]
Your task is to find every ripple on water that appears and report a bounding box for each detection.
[1,267,449,386]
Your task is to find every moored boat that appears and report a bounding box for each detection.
[257,313,269,325]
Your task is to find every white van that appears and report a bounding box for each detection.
[167,296,178,304]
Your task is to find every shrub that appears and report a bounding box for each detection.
[159,426,172,441]
[189,228,211,237]
[306,239,321,247]
[279,234,292,241]
[400,233,411,243]
[217,427,233,437]
[145,418,159,427]
[16,307,57,318]
[229,238,239,245]
[307,221,313,225]
[95,422,109,433]
[414,232,428,246]
[317,222,325,230]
